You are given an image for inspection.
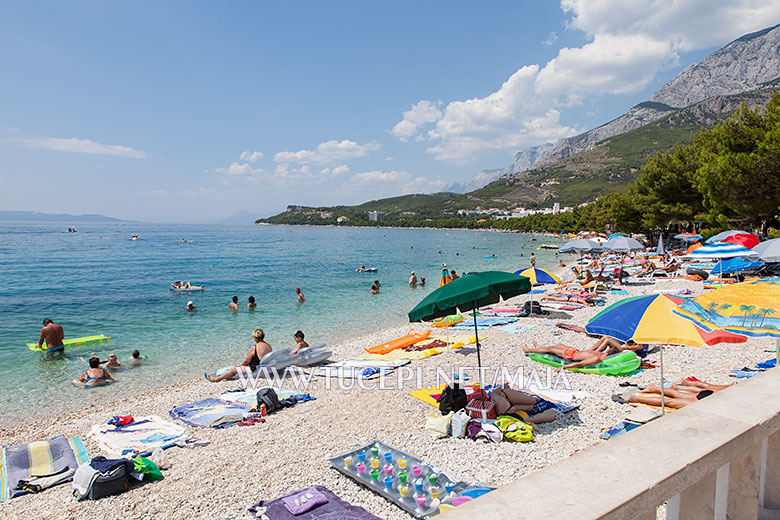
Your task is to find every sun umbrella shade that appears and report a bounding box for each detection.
[674,278,780,338]
[711,257,764,276]
[586,294,747,347]
[706,230,750,244]
[559,239,604,253]
[513,267,561,285]
[754,238,780,263]
[675,233,703,242]
[722,233,760,249]
[685,243,759,260]
[656,235,665,256]
[604,236,645,252]
[408,271,531,322]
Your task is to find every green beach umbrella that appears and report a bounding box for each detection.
[408,271,531,398]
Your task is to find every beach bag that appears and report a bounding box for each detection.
[72,463,129,501]
[425,411,453,438]
[132,457,163,482]
[522,301,546,315]
[465,420,502,443]
[450,409,471,438]
[495,415,534,443]
[466,395,496,420]
[436,384,467,415]
[256,388,282,413]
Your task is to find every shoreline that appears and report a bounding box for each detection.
[2,276,773,519]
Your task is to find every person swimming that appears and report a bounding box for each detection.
[248,296,257,310]
[100,353,122,369]
[128,349,144,366]
[73,357,113,388]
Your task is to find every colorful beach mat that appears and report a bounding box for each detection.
[89,415,185,456]
[1,435,89,501]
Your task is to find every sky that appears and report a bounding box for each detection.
[2,1,780,223]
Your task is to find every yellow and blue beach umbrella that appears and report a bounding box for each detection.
[673,278,780,339]
[513,267,561,285]
[586,294,746,347]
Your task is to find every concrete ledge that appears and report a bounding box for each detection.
[441,369,780,520]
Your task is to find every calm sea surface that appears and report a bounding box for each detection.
[0,222,562,420]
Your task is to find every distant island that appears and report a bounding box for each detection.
[0,211,132,223]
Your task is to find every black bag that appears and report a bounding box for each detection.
[256,388,282,413]
[437,384,468,415]
[73,464,129,501]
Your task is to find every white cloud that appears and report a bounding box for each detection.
[390,1,780,163]
[274,139,380,165]
[7,137,148,158]
[320,165,350,176]
[390,101,443,141]
[384,156,394,161]
[239,150,263,162]
[351,170,405,184]
[542,32,558,46]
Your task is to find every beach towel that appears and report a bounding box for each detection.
[453,317,518,330]
[496,324,535,334]
[600,421,641,440]
[89,416,185,457]
[248,485,381,520]
[1,435,89,501]
[169,399,251,428]
[219,388,302,407]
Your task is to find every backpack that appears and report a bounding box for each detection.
[495,415,534,443]
[256,388,282,413]
[436,384,468,415]
[72,463,129,501]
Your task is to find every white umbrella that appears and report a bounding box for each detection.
[753,238,780,263]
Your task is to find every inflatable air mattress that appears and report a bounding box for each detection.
[528,351,640,376]
[365,330,431,355]
[28,334,111,352]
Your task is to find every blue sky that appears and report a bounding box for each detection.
[1,1,779,222]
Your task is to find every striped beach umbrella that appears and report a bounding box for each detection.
[685,243,759,260]
[513,267,561,285]
[674,233,703,242]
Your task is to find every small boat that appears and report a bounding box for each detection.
[538,244,559,250]
[67,227,78,233]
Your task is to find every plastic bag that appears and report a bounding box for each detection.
[450,409,470,438]
[425,411,453,438]
[149,447,171,470]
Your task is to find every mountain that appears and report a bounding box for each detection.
[444,143,556,193]
[0,211,130,222]
[216,211,268,224]
[443,168,504,194]
[496,22,780,176]
[651,23,780,107]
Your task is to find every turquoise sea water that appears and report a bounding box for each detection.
[0,223,562,420]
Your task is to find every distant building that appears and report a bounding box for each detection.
[368,211,384,221]
[337,216,349,224]
[320,211,333,219]
[553,203,560,214]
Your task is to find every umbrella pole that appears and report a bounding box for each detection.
[472,300,485,408]
[659,344,665,416]
[776,338,779,367]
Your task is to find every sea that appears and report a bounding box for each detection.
[0,222,563,421]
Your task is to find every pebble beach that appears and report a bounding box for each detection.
[1,276,773,520]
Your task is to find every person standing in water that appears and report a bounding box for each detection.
[530,253,536,267]
[228,296,239,311]
[247,296,257,310]
[296,288,306,303]
[37,318,64,354]
[409,272,417,286]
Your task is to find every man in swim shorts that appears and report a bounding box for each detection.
[521,341,608,372]
[37,318,64,355]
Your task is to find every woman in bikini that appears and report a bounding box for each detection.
[73,357,113,388]
[205,328,272,382]
[521,341,608,372]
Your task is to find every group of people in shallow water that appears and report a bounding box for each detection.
[186,289,306,312]
[72,350,145,388]
[205,329,310,382]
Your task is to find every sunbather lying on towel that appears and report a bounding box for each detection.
[522,341,608,372]
[541,293,595,305]
[490,384,559,424]
[637,261,656,276]
[583,269,612,284]
[589,336,648,357]
[628,381,729,409]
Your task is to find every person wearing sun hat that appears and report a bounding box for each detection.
[185,301,197,311]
